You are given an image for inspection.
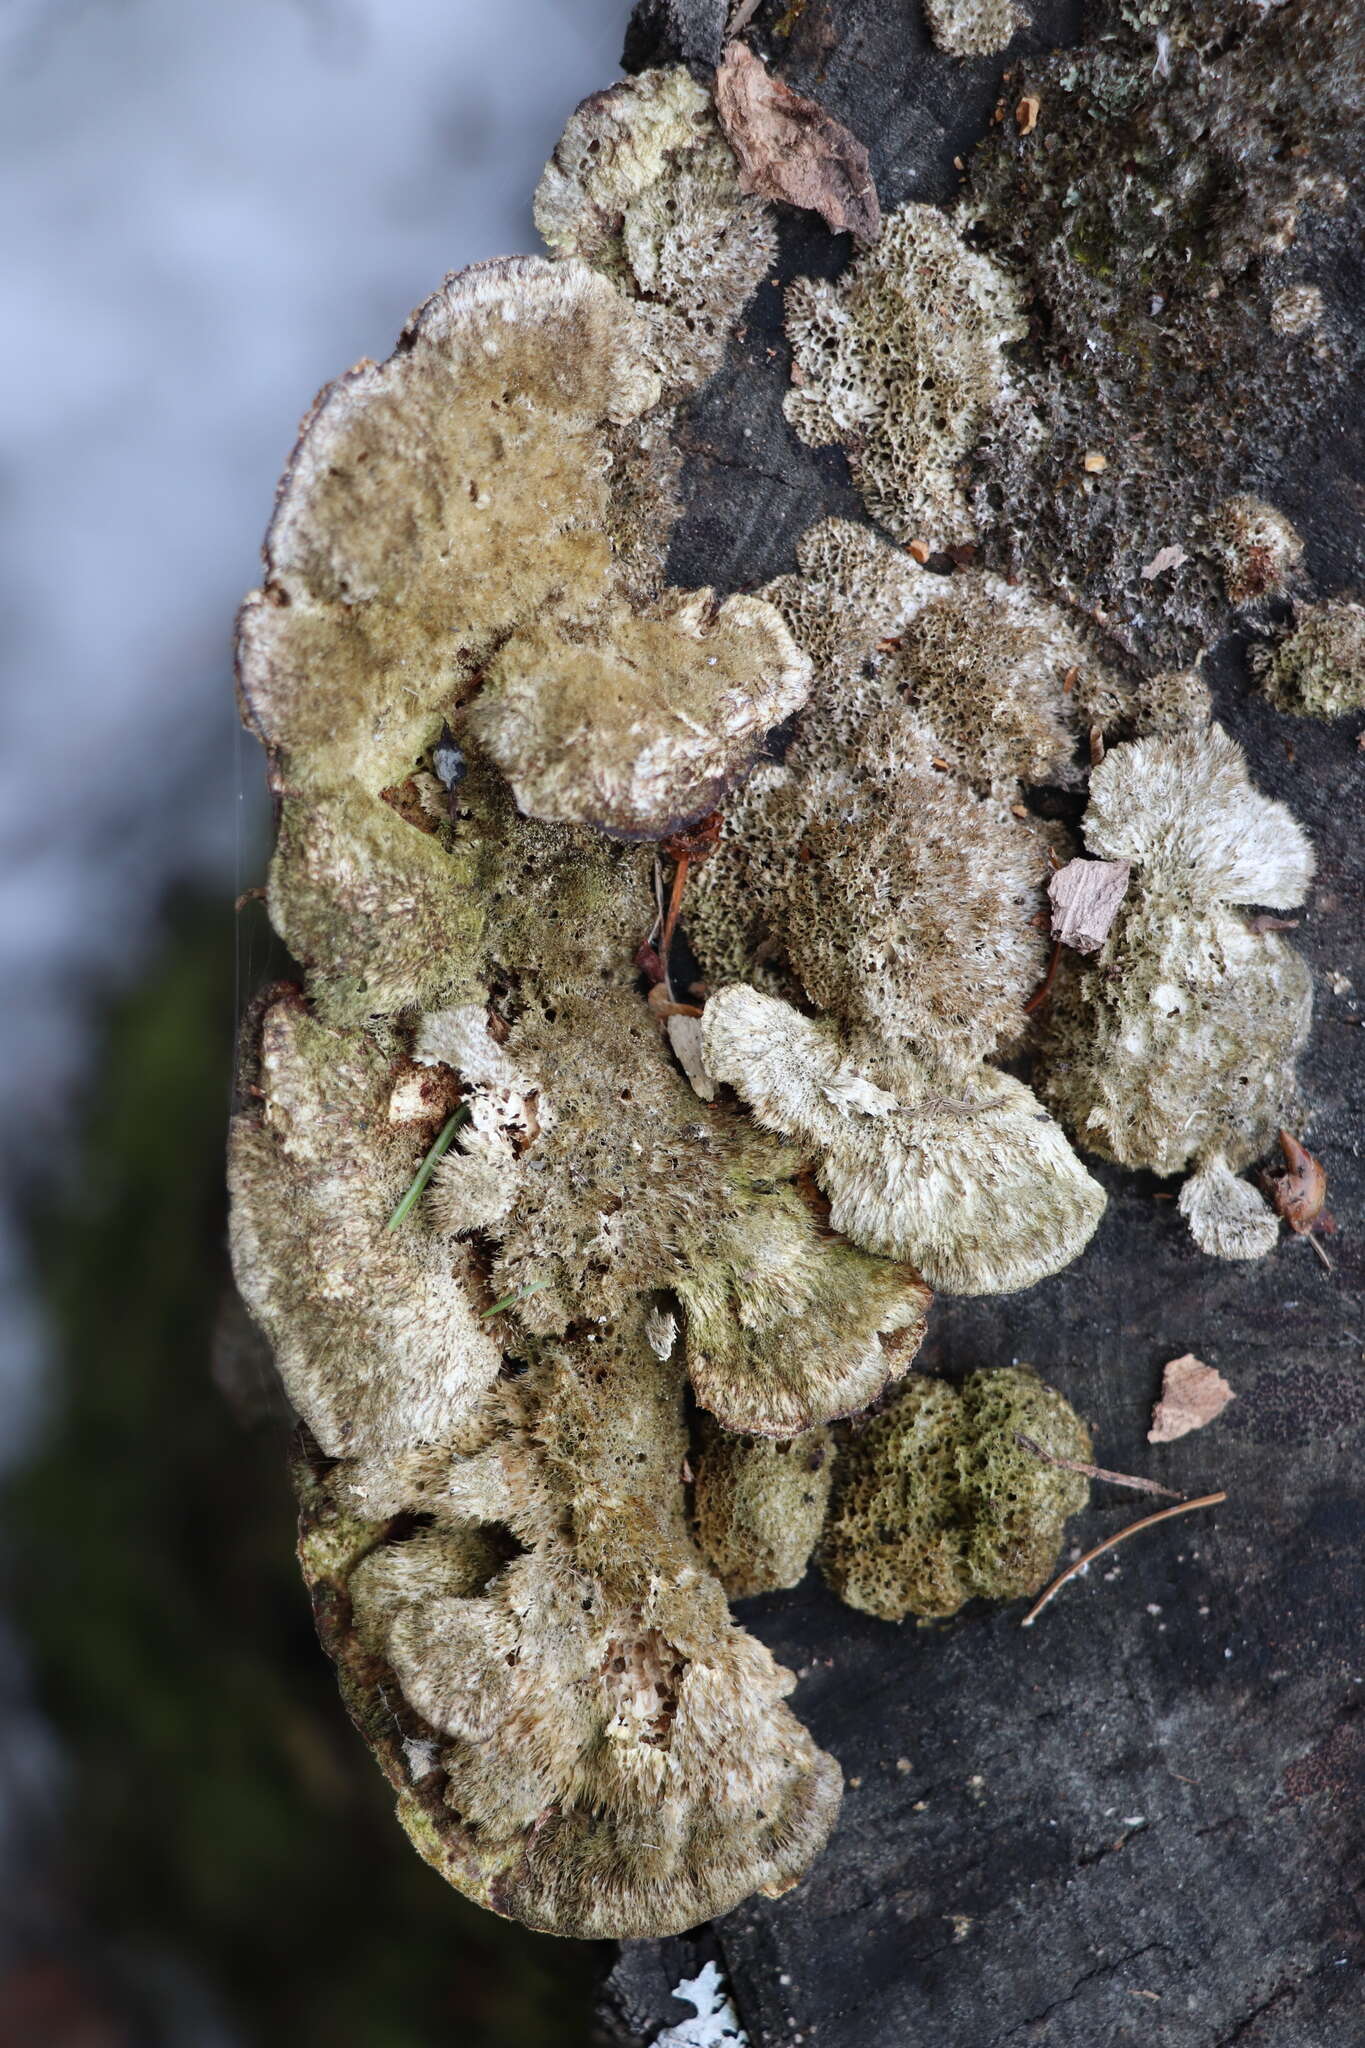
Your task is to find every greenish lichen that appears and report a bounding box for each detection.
[1252,599,1365,719]
[821,1368,1091,1621]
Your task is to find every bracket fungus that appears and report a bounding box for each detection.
[1038,724,1315,1258]
[821,1369,1091,1622]
[701,985,1105,1296]
[226,22,1336,1947]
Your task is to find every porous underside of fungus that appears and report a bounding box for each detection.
[1252,599,1365,718]
[923,0,1026,58]
[1038,724,1315,1255]
[692,1417,835,1599]
[821,1369,1091,1621]
[784,205,1025,549]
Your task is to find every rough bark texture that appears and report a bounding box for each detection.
[604,1,1365,2042]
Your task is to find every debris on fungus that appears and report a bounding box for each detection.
[1038,724,1315,1258]
[714,40,880,242]
[923,0,1027,59]
[692,1415,835,1598]
[820,1368,1091,1622]
[1252,599,1365,719]
[701,985,1106,1294]
[784,206,1025,549]
[1048,857,1130,956]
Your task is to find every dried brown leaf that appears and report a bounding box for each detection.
[1049,857,1131,955]
[1147,1354,1235,1444]
[715,42,880,242]
[1268,1128,1327,1233]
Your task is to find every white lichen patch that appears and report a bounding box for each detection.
[923,0,1027,58]
[1252,598,1365,718]
[784,205,1025,548]
[701,985,1106,1295]
[1269,284,1324,337]
[535,66,776,394]
[1038,724,1315,1257]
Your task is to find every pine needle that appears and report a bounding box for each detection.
[481,1278,554,1319]
[1021,1492,1228,1627]
[385,1107,469,1230]
[1015,1431,1183,1500]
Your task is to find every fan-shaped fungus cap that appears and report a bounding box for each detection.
[1038,724,1315,1253]
[341,1311,842,1937]
[466,590,810,838]
[700,984,1106,1294]
[821,1367,1091,1621]
[1084,723,1314,912]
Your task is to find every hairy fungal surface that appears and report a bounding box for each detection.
[229,9,1339,1948]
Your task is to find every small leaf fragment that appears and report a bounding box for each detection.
[1140,543,1190,581]
[1147,1353,1235,1444]
[1048,856,1131,954]
[1268,1128,1327,1234]
[715,42,881,241]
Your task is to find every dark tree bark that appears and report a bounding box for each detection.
[604,3,1365,2042]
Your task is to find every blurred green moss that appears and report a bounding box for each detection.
[8,898,598,2046]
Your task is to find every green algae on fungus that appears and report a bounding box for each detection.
[692,1416,835,1599]
[821,1368,1091,1621]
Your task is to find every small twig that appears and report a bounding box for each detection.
[660,854,690,959]
[1304,1230,1334,1272]
[481,1278,554,1320]
[385,1108,469,1230]
[1024,937,1063,1014]
[1022,1491,1227,1626]
[1015,1432,1183,1500]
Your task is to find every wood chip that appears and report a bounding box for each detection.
[1083,450,1107,472]
[1147,1354,1235,1444]
[667,1013,717,1101]
[1140,543,1190,580]
[1048,857,1131,954]
[1015,95,1041,136]
[715,42,881,241]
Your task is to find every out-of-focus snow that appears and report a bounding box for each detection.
[0,0,626,1459]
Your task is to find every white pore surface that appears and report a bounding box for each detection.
[0,0,626,1462]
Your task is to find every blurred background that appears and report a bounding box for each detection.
[0,3,633,2041]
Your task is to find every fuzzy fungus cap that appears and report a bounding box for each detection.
[228,998,504,1456]
[1252,599,1365,719]
[534,66,776,394]
[1038,725,1315,1252]
[340,1310,842,1937]
[784,205,1025,548]
[465,589,811,838]
[1209,495,1304,608]
[701,984,1106,1295]
[821,1368,1090,1622]
[692,1417,835,1599]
